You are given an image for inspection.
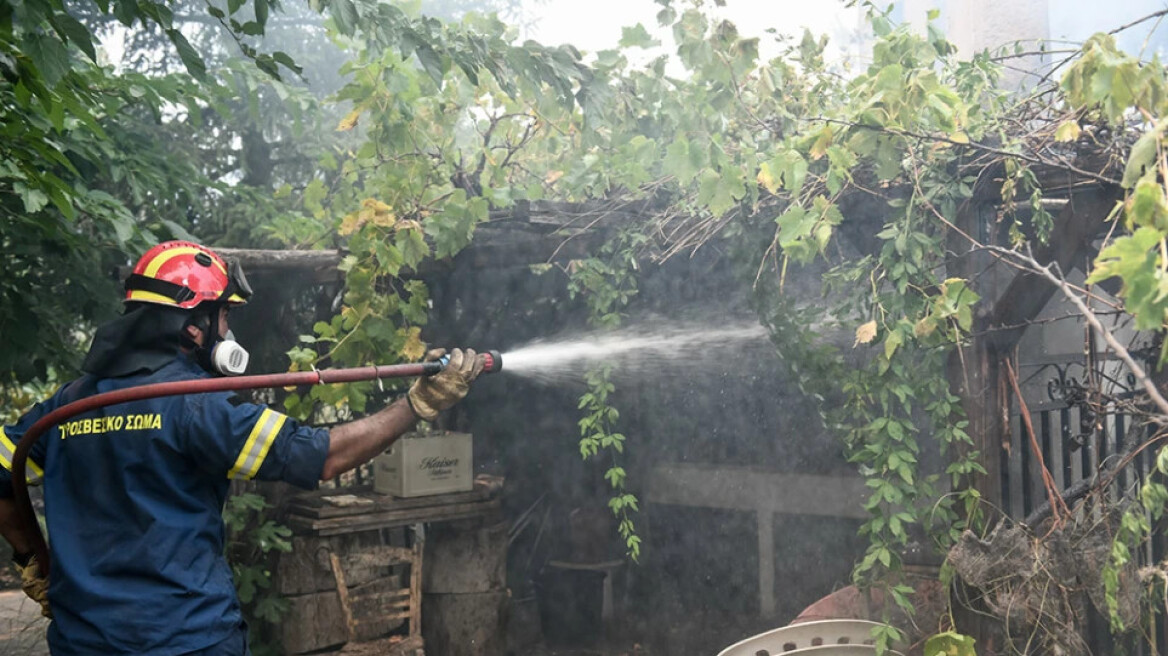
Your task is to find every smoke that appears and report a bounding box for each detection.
[1047,0,1168,57]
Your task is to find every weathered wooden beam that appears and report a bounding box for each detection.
[644,463,869,518]
[286,483,492,519]
[947,197,1008,515]
[987,186,1122,352]
[214,247,344,271]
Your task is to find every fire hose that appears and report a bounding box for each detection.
[11,351,502,577]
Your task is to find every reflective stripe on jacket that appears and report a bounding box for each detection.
[0,354,328,655]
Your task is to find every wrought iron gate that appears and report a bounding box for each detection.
[1001,358,1166,654]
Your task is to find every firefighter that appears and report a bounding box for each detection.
[0,241,484,655]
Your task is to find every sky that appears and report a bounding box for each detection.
[517,0,1168,65]
[518,0,867,60]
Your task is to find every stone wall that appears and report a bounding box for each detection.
[421,235,869,652]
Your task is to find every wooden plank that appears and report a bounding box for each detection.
[410,524,423,640]
[287,486,491,519]
[355,601,412,615]
[338,633,423,655]
[352,587,410,602]
[294,499,501,537]
[355,609,412,622]
[330,552,356,642]
[350,587,411,617]
[287,478,500,520]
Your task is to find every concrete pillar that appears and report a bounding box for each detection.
[758,510,775,617]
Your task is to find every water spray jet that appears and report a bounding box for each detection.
[496,321,769,385]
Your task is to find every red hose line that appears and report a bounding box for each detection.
[12,362,434,577]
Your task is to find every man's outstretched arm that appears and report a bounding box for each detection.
[319,348,485,481]
[321,397,417,480]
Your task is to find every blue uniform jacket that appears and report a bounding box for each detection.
[0,354,330,655]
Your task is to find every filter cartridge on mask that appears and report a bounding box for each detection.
[210,330,250,376]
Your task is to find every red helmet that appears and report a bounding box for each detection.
[124,241,252,309]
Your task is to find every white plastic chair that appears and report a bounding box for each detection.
[716,619,904,656]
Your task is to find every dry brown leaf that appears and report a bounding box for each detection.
[854,319,877,346]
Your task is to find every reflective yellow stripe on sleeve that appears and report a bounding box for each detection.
[227,409,287,480]
[0,434,44,485]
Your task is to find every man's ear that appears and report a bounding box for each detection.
[183,323,203,346]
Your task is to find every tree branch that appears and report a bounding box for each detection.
[804,116,1122,187]
[987,188,1121,352]
[985,244,1168,417]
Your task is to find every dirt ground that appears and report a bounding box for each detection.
[0,590,49,656]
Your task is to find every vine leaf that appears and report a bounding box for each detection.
[400,327,426,361]
[1055,120,1081,142]
[337,107,362,131]
[923,631,976,656]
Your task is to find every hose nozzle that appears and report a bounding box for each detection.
[424,350,503,376]
[482,350,502,373]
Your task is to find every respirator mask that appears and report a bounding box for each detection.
[198,329,250,376]
[189,305,250,377]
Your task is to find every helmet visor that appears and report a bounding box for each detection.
[222,259,253,304]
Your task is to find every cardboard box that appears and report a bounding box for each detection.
[374,431,473,497]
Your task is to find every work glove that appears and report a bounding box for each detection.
[15,554,51,618]
[408,348,486,421]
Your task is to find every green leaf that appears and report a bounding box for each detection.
[254,0,268,29]
[1123,128,1160,189]
[415,43,446,82]
[16,185,49,213]
[23,33,70,88]
[53,13,97,61]
[663,138,698,185]
[1087,227,1167,330]
[620,24,659,48]
[776,205,810,242]
[697,168,744,217]
[238,21,264,35]
[331,0,359,35]
[113,0,139,25]
[166,29,206,79]
[269,51,302,76]
[1054,119,1081,143]
[782,150,808,194]
[924,631,977,656]
[397,228,431,268]
[1128,179,1168,230]
[160,219,197,241]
